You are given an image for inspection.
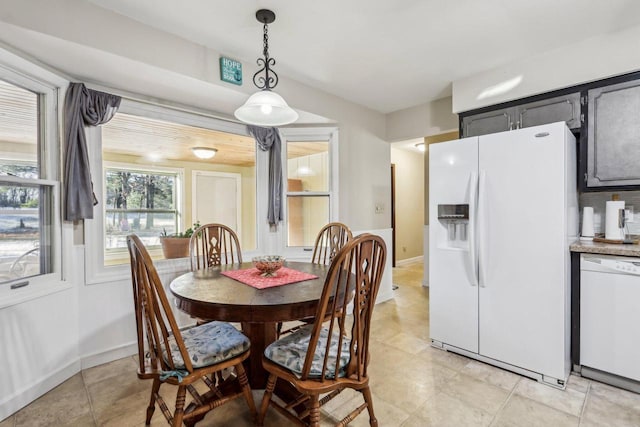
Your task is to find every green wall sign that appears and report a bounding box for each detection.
[219,56,243,86]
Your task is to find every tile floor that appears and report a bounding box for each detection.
[3,260,640,426]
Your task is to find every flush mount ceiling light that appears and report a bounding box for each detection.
[415,142,426,152]
[234,9,299,127]
[191,147,218,159]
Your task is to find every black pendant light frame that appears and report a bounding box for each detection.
[253,9,279,91]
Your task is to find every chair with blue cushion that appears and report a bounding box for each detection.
[127,234,256,426]
[258,233,387,427]
[276,222,353,338]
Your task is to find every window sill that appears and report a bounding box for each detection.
[86,256,191,285]
[0,278,72,310]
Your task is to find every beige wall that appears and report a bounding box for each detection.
[390,147,424,262]
[424,131,459,225]
[386,97,459,142]
[452,25,640,113]
[103,152,256,250]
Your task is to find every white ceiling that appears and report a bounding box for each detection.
[85,0,640,114]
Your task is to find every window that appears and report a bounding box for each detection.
[281,128,338,252]
[104,165,181,262]
[87,102,257,276]
[0,77,58,285]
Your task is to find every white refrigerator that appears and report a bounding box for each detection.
[429,122,577,388]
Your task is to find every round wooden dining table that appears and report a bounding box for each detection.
[169,261,330,389]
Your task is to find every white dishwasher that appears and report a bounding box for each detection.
[580,254,640,392]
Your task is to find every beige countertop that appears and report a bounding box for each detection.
[570,239,640,257]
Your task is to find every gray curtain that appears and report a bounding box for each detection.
[248,125,283,227]
[64,83,121,221]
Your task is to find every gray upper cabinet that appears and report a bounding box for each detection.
[462,109,513,137]
[461,92,581,137]
[587,80,640,188]
[517,93,581,130]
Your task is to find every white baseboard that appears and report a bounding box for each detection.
[80,341,138,370]
[395,255,423,266]
[0,341,140,421]
[0,359,81,422]
[375,287,394,304]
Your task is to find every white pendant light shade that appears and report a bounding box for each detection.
[234,90,299,127]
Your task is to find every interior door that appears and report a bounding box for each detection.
[429,137,479,353]
[477,123,568,379]
[192,171,241,231]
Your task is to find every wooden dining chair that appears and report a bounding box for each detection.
[311,222,353,265]
[189,223,243,271]
[127,234,256,426]
[277,222,353,338]
[258,233,387,427]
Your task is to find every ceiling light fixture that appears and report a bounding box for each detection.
[191,147,218,159]
[234,9,299,127]
[415,142,426,152]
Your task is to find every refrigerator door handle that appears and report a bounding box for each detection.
[466,171,478,286]
[478,170,488,287]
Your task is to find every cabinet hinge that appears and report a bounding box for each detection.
[581,95,588,106]
[584,172,588,183]
[580,113,585,123]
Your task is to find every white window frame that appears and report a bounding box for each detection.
[85,98,263,284]
[277,127,339,260]
[0,54,68,308]
[103,161,185,263]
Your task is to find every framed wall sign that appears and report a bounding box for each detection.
[219,56,243,86]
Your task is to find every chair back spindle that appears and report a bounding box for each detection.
[311,222,353,265]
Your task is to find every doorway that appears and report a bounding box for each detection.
[192,171,241,231]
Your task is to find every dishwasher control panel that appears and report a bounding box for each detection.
[583,256,640,276]
[601,259,640,275]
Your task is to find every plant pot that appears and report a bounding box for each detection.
[160,237,190,259]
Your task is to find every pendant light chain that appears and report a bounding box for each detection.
[263,22,269,62]
[253,16,278,91]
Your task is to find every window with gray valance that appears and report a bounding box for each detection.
[64,83,121,221]
[248,125,283,227]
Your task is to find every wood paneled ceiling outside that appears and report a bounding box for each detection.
[0,75,327,167]
[103,114,328,166]
[103,113,257,166]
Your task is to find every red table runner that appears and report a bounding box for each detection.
[221,267,318,289]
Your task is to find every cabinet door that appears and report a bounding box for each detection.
[517,93,581,130]
[587,80,640,188]
[462,109,513,137]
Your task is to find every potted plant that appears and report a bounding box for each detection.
[159,222,200,259]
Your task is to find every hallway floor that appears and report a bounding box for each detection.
[3,259,640,426]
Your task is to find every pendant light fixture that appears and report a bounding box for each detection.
[191,147,218,159]
[234,9,299,127]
